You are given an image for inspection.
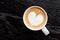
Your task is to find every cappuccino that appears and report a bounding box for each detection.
[23,6,47,30]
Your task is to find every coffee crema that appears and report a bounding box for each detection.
[23,7,47,30]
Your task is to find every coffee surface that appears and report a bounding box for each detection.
[23,7,47,30]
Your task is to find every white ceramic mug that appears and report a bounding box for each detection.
[23,6,50,36]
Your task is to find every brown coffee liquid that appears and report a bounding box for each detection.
[24,7,47,30]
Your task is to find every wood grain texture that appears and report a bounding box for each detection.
[0,0,60,40]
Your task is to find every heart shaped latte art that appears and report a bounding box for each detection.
[28,12,43,25]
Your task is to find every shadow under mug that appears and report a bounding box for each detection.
[23,6,50,36]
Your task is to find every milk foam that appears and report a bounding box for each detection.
[28,12,43,25]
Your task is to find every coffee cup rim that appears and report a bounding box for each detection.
[23,6,48,31]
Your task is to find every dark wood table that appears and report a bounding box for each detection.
[0,0,60,40]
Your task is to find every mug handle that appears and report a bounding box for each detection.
[41,27,50,36]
